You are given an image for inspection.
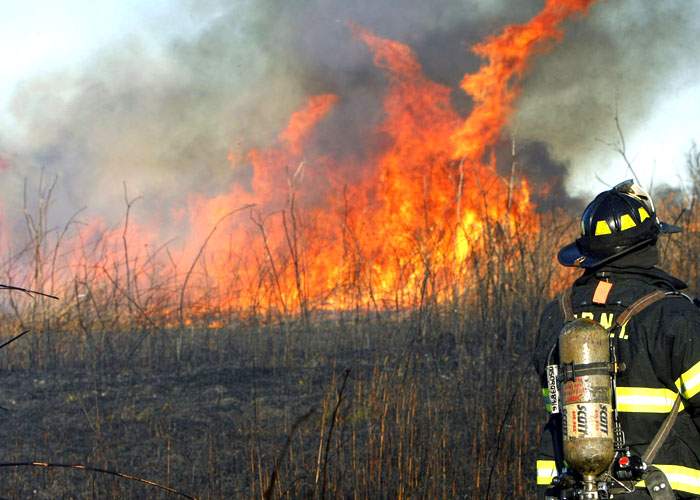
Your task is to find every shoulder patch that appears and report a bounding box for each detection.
[592,280,613,305]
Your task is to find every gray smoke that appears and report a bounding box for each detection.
[1,0,698,232]
[495,139,586,212]
[512,0,700,194]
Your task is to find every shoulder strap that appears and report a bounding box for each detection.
[613,290,668,329]
[560,288,683,328]
[643,395,682,465]
[559,288,677,326]
[616,290,686,469]
[558,288,575,322]
[614,290,690,329]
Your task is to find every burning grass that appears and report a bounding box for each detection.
[0,164,697,499]
[1,0,595,325]
[0,186,578,498]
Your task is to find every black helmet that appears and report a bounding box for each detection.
[558,180,681,268]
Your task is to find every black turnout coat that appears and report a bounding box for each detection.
[533,253,700,498]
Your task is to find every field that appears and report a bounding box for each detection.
[0,153,698,499]
[0,203,559,499]
[1,318,539,498]
[1,0,698,497]
[0,311,544,499]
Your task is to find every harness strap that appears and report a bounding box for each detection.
[643,395,683,465]
[558,288,575,322]
[643,466,676,500]
[557,288,674,327]
[614,290,668,328]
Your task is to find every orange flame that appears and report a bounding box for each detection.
[19,1,597,323]
[279,94,339,156]
[453,0,595,160]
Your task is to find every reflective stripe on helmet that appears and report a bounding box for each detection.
[616,386,684,413]
[676,360,700,400]
[536,459,557,485]
[619,213,637,231]
[595,220,613,235]
[638,207,650,222]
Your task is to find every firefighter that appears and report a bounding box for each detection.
[534,180,700,499]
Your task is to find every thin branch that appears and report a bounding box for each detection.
[0,462,197,499]
[122,182,143,313]
[0,330,32,350]
[320,368,351,500]
[263,407,316,500]
[178,204,254,329]
[0,284,59,300]
[613,111,641,185]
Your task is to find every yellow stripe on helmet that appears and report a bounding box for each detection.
[638,207,650,222]
[595,220,612,235]
[620,214,637,231]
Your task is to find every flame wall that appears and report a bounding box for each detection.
[0,0,695,320]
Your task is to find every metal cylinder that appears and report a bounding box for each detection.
[559,318,615,479]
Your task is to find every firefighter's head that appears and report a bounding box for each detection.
[558,180,681,268]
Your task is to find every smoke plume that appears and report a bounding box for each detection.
[1,0,697,231]
[512,1,700,193]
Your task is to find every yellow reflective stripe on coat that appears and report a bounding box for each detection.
[636,465,700,495]
[616,386,684,413]
[536,460,557,485]
[676,360,700,400]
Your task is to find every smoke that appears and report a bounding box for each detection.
[511,0,700,194]
[495,139,586,212]
[1,0,697,231]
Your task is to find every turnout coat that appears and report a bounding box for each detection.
[534,261,700,498]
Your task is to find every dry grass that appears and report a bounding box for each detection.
[0,159,696,498]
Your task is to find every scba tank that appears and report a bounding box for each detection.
[559,318,615,482]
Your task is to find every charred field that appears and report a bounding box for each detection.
[0,292,546,499]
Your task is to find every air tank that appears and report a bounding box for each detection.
[559,318,616,492]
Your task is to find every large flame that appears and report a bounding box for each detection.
[15,0,597,324]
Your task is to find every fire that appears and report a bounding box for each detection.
[453,0,595,160]
[278,94,339,156]
[10,1,597,324]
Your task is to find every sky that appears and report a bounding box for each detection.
[511,1,700,197]
[0,0,699,220]
[0,0,206,129]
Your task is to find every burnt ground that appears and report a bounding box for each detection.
[0,364,327,498]
[0,323,541,499]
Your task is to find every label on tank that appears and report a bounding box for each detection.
[546,365,560,414]
[563,376,609,403]
[564,403,612,439]
[563,378,587,403]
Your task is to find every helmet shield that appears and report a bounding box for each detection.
[613,180,654,214]
[612,180,681,234]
